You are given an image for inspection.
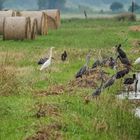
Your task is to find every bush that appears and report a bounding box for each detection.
[115,13,136,21]
[128,3,140,13]
[110,2,124,12]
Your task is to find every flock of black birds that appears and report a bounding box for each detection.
[37,45,139,98]
[75,44,139,98]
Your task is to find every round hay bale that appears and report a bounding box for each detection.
[3,17,31,40]
[46,9,61,28]
[0,10,15,17]
[15,10,22,16]
[0,10,16,35]
[30,18,38,40]
[19,11,48,35]
[47,15,57,30]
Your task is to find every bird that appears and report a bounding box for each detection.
[115,68,130,79]
[61,51,67,61]
[117,55,131,66]
[40,47,55,71]
[108,57,115,69]
[92,59,101,69]
[75,53,90,78]
[134,57,140,65]
[103,75,116,89]
[124,74,136,85]
[38,57,49,65]
[135,72,140,97]
[38,57,54,65]
[92,75,104,97]
[123,74,136,95]
[116,44,127,58]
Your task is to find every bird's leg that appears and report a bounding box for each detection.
[135,80,138,97]
[124,86,127,96]
[127,86,130,97]
[120,78,122,89]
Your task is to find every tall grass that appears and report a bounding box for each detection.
[0,18,140,140]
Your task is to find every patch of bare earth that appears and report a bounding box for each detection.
[132,39,140,48]
[68,68,109,89]
[34,85,65,96]
[34,68,109,97]
[26,123,63,140]
[129,25,140,32]
[34,103,61,118]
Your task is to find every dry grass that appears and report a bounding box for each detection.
[115,13,136,21]
[0,64,19,96]
[26,123,63,140]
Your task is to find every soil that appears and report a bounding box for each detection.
[26,123,63,140]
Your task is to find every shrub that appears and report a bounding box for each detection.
[115,13,136,21]
[110,2,124,12]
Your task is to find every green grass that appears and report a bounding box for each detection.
[0,18,140,140]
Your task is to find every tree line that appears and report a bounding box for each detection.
[0,0,66,10]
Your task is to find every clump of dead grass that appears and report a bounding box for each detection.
[26,123,63,140]
[115,13,136,21]
[33,103,61,118]
[68,68,109,89]
[34,84,65,96]
[0,64,19,96]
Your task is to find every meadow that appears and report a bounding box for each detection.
[0,18,140,140]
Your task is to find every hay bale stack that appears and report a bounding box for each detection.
[46,9,61,29]
[0,10,16,35]
[47,15,57,30]
[18,11,48,35]
[0,10,15,17]
[30,18,38,40]
[3,17,31,40]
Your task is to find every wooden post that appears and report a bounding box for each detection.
[132,0,135,13]
[84,10,87,19]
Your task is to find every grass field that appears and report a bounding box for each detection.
[0,18,140,140]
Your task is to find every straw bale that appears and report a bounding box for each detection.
[46,9,61,28]
[19,11,48,35]
[0,10,15,35]
[47,15,57,30]
[30,17,38,40]
[3,17,31,40]
[0,10,15,17]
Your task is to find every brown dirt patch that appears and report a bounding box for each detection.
[68,68,109,89]
[26,123,63,140]
[129,25,140,32]
[34,84,65,96]
[34,103,61,118]
[132,39,140,48]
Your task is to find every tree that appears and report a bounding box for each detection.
[0,0,5,10]
[128,3,140,13]
[37,0,47,10]
[110,2,124,12]
[37,0,66,10]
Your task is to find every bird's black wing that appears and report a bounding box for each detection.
[92,88,101,97]
[37,58,48,65]
[75,66,86,78]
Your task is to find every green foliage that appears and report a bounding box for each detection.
[37,0,66,10]
[0,0,5,10]
[128,3,140,13]
[110,2,124,12]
